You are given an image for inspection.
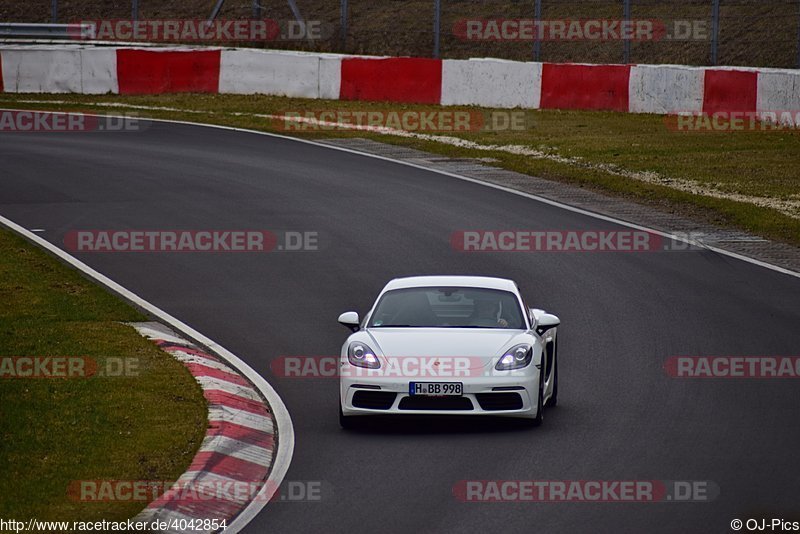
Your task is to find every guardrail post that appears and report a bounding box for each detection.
[623,0,631,63]
[51,0,58,23]
[132,0,139,21]
[433,0,441,58]
[340,0,348,50]
[796,0,800,68]
[208,0,225,23]
[711,0,720,65]
[533,0,542,61]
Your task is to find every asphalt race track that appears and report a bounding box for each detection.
[2,121,799,534]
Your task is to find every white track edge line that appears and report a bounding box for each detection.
[0,213,294,534]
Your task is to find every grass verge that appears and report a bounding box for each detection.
[0,92,798,247]
[0,228,207,523]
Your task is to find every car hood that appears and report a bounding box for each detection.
[366,328,525,368]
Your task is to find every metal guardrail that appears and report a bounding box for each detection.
[0,23,95,40]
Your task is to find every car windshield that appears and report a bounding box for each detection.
[368,286,526,329]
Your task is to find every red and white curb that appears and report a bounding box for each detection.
[130,322,275,533]
[0,214,295,534]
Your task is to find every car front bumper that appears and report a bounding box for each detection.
[340,372,540,419]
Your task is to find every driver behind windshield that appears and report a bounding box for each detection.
[470,299,509,328]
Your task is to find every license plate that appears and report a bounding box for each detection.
[409,382,463,396]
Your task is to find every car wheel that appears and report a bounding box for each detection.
[339,402,356,429]
[546,351,558,408]
[530,368,545,427]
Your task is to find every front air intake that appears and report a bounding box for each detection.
[352,390,396,409]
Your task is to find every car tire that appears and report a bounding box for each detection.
[530,368,545,427]
[546,351,558,408]
[339,402,356,429]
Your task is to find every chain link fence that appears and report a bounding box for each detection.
[2,0,799,67]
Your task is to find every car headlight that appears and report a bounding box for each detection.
[495,344,532,371]
[348,342,381,369]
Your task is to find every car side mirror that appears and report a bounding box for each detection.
[534,313,560,336]
[338,311,360,332]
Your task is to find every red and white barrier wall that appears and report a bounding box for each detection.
[1,45,799,116]
[0,46,118,93]
[441,59,542,109]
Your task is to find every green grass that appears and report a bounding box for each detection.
[0,228,208,523]
[1,92,797,246]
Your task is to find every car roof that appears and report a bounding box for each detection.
[383,275,518,292]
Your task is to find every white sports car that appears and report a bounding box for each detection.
[337,275,560,428]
